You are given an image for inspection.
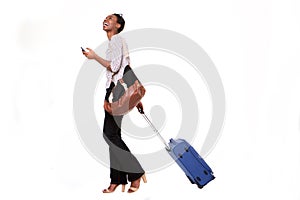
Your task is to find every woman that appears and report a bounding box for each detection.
[82,13,146,193]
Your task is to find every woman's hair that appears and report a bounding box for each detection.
[113,13,125,33]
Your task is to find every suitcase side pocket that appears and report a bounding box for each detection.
[189,147,213,173]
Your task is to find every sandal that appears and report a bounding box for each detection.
[128,174,147,193]
[102,184,125,193]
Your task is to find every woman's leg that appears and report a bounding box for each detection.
[103,110,127,184]
[103,110,144,184]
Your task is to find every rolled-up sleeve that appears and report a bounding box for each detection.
[109,36,123,72]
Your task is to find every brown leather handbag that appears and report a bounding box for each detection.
[108,65,146,116]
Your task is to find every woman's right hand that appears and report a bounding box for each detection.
[83,48,96,59]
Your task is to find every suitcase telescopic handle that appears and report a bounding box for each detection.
[138,107,171,151]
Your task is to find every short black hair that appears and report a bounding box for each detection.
[113,13,125,33]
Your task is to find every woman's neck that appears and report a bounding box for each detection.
[106,31,118,40]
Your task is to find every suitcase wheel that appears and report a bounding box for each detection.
[184,147,189,152]
[198,184,204,189]
[186,175,195,184]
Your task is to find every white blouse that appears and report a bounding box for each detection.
[105,34,130,88]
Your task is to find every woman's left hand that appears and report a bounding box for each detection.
[136,102,144,113]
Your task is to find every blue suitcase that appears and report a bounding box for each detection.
[139,109,215,189]
[168,138,215,188]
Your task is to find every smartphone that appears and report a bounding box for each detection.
[81,47,86,52]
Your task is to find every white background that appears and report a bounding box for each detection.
[1,0,300,200]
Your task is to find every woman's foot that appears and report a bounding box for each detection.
[102,184,125,193]
[128,174,147,193]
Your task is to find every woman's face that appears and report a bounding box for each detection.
[103,15,120,33]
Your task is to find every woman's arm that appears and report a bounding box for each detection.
[83,36,124,72]
[108,37,123,73]
[83,48,112,71]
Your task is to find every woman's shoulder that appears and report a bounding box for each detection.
[111,34,125,43]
